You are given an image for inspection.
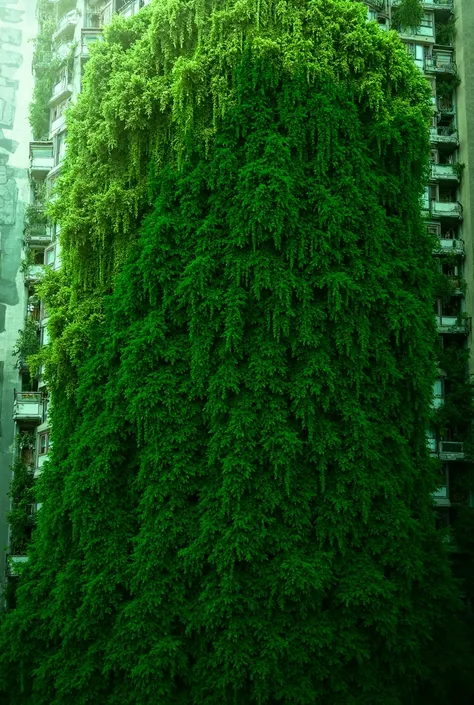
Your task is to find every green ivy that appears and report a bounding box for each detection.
[393,0,424,31]
[436,17,457,47]
[12,317,40,370]
[1,1,473,703]
[5,459,35,556]
[29,0,64,140]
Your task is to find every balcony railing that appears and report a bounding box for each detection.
[52,10,77,43]
[392,0,453,8]
[430,200,463,219]
[433,237,465,255]
[429,126,459,144]
[29,142,54,179]
[430,164,459,181]
[117,0,151,17]
[13,391,42,422]
[439,440,465,460]
[49,75,73,108]
[436,315,471,334]
[425,53,455,73]
[422,0,453,9]
[25,264,45,282]
[51,112,67,135]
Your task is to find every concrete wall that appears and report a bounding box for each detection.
[456,0,474,368]
[0,0,36,585]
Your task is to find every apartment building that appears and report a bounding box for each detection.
[3,0,150,592]
[2,0,474,612]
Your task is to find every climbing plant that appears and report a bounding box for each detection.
[11,317,40,370]
[6,458,35,556]
[435,17,457,47]
[1,1,473,704]
[392,0,424,31]
[29,0,64,140]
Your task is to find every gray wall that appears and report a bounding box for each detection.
[0,0,35,585]
[456,0,474,367]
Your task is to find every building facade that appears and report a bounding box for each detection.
[1,0,473,614]
[0,0,36,587]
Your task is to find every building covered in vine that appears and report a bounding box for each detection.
[1,0,474,702]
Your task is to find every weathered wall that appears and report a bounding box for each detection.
[0,0,35,585]
[456,0,474,368]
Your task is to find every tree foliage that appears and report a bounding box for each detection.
[1,1,473,703]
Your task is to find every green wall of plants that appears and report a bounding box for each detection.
[1,1,473,703]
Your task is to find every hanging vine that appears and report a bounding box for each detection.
[1,1,473,703]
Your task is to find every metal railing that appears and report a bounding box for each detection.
[425,55,455,72]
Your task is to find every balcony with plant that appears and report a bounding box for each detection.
[12,317,41,371]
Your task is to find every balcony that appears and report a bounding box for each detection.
[25,264,45,283]
[424,51,455,74]
[392,0,453,10]
[436,315,470,334]
[13,391,42,423]
[81,28,104,58]
[49,75,73,109]
[29,142,54,179]
[429,126,459,145]
[433,485,450,507]
[117,0,151,17]
[439,440,465,461]
[430,200,463,219]
[52,10,77,44]
[51,112,66,135]
[422,0,453,11]
[84,1,113,28]
[24,206,52,247]
[433,237,465,255]
[6,555,28,576]
[430,163,459,182]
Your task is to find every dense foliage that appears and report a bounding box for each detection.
[6,458,35,556]
[392,0,424,31]
[1,0,473,703]
[12,317,40,370]
[29,0,61,140]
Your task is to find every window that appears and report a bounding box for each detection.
[41,325,50,346]
[45,246,55,266]
[39,432,49,455]
[426,222,441,237]
[421,12,433,28]
[55,133,66,165]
